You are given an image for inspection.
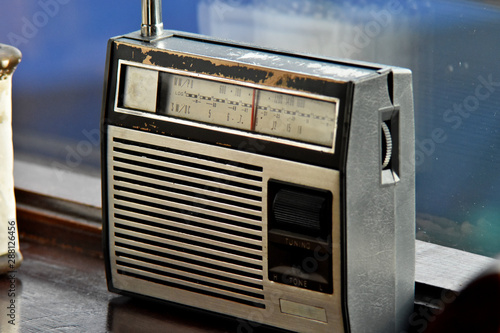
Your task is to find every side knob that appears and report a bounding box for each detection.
[381,121,392,169]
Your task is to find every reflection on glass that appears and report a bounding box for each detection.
[199,0,500,257]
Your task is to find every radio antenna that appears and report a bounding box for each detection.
[141,0,163,37]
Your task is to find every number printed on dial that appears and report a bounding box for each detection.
[161,73,254,131]
[254,90,337,147]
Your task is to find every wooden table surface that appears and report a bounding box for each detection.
[8,195,484,333]
[0,240,284,333]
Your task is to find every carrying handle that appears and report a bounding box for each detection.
[141,0,163,37]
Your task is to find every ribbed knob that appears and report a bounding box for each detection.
[272,189,329,232]
[381,121,392,169]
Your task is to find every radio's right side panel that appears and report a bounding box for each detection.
[344,69,415,333]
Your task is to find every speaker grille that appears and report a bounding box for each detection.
[109,136,265,308]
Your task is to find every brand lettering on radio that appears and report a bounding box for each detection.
[285,237,311,250]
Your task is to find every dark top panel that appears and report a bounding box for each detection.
[102,34,358,170]
[156,35,380,81]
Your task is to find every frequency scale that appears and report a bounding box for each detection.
[101,1,416,332]
[122,63,338,149]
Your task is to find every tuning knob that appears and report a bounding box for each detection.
[272,188,330,235]
[381,121,392,169]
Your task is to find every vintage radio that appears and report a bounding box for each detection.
[101,1,415,332]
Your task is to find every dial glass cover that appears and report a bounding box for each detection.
[119,64,339,149]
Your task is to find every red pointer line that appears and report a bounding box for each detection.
[250,89,256,131]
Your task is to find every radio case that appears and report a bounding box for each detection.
[101,27,415,333]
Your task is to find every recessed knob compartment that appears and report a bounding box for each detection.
[268,180,333,294]
[380,107,400,184]
[381,121,393,170]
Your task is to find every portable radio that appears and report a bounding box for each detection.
[101,1,415,332]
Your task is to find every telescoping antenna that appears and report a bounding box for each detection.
[141,0,163,37]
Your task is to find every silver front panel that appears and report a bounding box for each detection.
[106,125,343,333]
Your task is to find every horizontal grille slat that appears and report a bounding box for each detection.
[112,143,263,180]
[113,137,263,173]
[117,269,265,309]
[116,251,262,289]
[113,208,262,240]
[114,216,262,250]
[113,195,262,228]
[116,256,263,295]
[114,182,261,218]
[115,244,262,280]
[109,130,265,308]
[115,238,262,273]
[113,172,261,208]
[113,153,262,191]
[115,227,262,260]
[113,160,261,199]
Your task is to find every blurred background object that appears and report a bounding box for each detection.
[0,1,199,173]
[0,43,23,274]
[1,0,500,257]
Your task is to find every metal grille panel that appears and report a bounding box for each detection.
[109,134,265,308]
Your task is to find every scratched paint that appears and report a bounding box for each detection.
[116,41,347,99]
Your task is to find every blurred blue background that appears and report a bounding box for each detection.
[0,1,199,168]
[1,0,500,257]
